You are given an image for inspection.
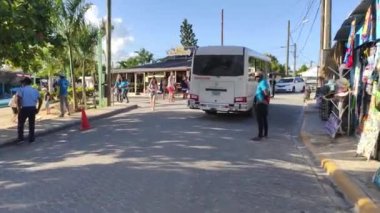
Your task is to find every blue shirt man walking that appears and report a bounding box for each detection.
[57,74,70,117]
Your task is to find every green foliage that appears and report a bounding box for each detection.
[118,48,154,68]
[0,0,60,70]
[265,53,286,76]
[135,48,153,65]
[180,19,198,47]
[118,57,139,68]
[296,64,309,75]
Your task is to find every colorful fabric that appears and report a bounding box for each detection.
[343,18,356,68]
[362,6,373,43]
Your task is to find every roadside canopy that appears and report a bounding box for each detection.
[301,67,318,78]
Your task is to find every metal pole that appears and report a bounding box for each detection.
[286,20,290,76]
[106,0,112,106]
[294,43,297,77]
[97,28,104,107]
[221,9,224,46]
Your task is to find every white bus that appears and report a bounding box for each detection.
[188,46,271,115]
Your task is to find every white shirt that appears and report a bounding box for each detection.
[17,86,40,107]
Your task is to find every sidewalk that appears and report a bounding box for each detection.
[0,100,140,147]
[301,99,380,213]
[0,95,187,147]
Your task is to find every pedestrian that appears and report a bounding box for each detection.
[114,74,122,103]
[16,77,42,143]
[251,71,270,141]
[148,77,159,111]
[44,91,52,115]
[120,76,129,103]
[57,74,70,117]
[8,94,18,123]
[161,78,167,100]
[270,74,276,98]
[180,76,189,99]
[167,72,176,103]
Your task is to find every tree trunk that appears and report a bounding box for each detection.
[68,43,78,111]
[82,60,87,109]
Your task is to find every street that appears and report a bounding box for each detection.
[0,94,350,213]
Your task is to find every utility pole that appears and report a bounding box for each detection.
[310,60,314,68]
[221,9,224,46]
[324,0,332,50]
[286,20,290,76]
[319,0,325,86]
[319,0,331,86]
[293,43,297,77]
[106,0,112,106]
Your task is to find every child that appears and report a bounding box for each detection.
[8,94,18,123]
[45,91,52,115]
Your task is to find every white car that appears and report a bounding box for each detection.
[275,77,306,93]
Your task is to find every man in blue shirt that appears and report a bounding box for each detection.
[57,74,70,117]
[16,77,42,143]
[252,71,270,141]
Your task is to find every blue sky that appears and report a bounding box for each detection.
[86,0,360,68]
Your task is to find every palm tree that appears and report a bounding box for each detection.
[76,23,99,109]
[57,0,91,111]
[135,48,154,65]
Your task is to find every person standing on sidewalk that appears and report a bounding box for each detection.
[44,91,52,115]
[251,71,270,141]
[16,77,42,143]
[8,94,18,123]
[57,74,70,117]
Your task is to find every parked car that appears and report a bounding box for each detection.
[275,77,306,93]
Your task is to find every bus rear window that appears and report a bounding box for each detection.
[193,55,244,76]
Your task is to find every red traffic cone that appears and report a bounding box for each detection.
[80,109,91,131]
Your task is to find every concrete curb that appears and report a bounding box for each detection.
[0,105,138,148]
[299,130,380,213]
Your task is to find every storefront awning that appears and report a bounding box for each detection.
[112,55,191,74]
[334,0,372,41]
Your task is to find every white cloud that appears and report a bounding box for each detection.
[85,5,134,63]
[85,5,101,26]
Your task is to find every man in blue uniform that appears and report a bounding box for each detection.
[252,71,270,141]
[57,74,70,117]
[16,77,42,143]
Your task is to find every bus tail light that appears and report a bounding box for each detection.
[234,97,247,103]
[190,94,199,101]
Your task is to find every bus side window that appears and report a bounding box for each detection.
[248,57,256,81]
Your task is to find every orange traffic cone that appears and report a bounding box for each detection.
[80,109,91,131]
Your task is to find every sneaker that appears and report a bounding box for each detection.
[250,136,262,141]
[59,114,64,118]
[28,138,35,143]
[16,138,24,144]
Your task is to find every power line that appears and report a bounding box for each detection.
[291,0,316,34]
[295,0,317,42]
[299,1,321,56]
